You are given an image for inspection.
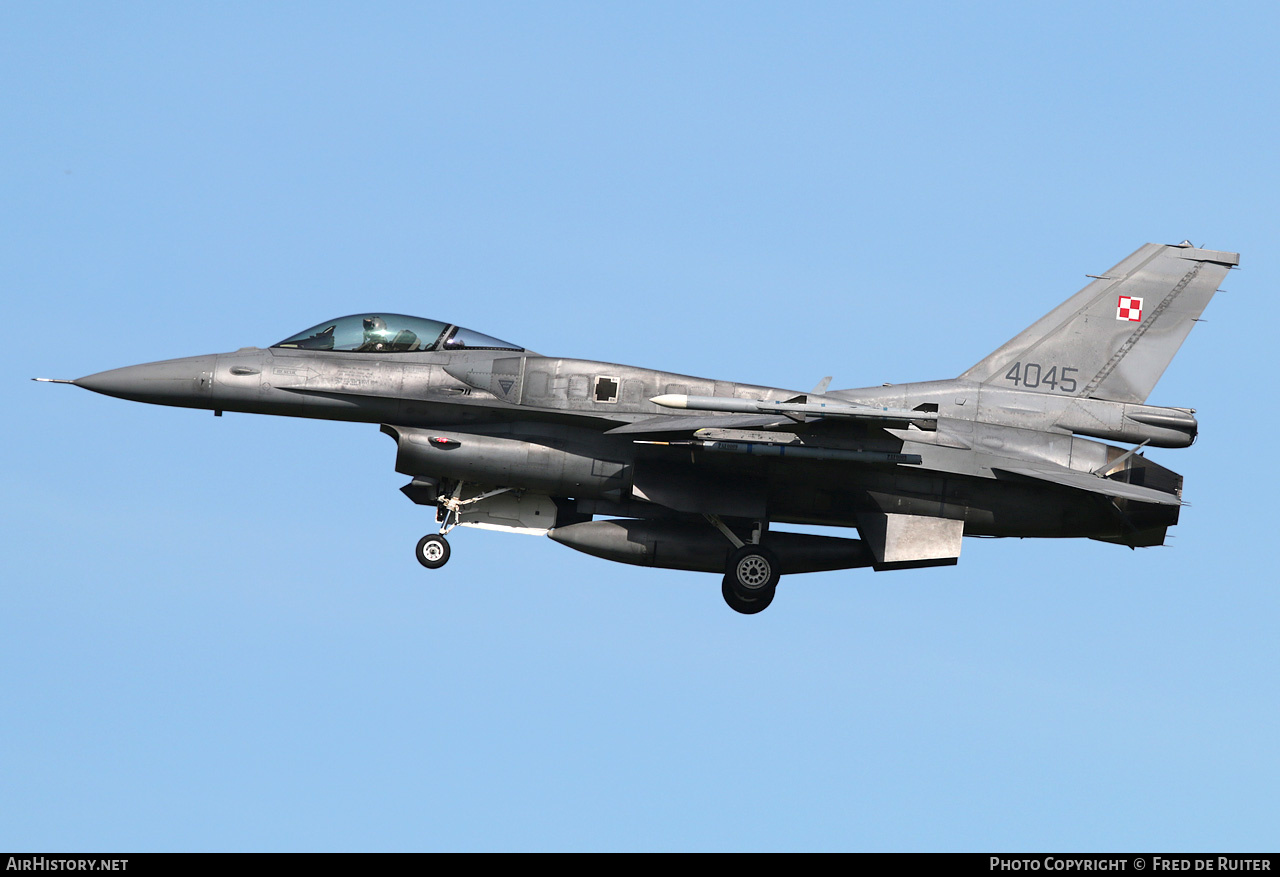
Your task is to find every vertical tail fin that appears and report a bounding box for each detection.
[960,242,1237,403]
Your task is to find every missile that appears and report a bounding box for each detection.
[632,439,921,464]
[649,394,937,425]
[695,441,921,464]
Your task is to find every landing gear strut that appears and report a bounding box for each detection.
[414,481,519,571]
[704,514,780,614]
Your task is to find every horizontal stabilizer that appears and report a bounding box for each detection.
[992,464,1183,506]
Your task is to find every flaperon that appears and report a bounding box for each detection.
[40,241,1236,613]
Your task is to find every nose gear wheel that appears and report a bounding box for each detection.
[416,533,451,569]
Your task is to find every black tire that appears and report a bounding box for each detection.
[725,544,781,600]
[722,577,774,614]
[415,534,451,569]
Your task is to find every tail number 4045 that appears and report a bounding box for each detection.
[1004,362,1078,392]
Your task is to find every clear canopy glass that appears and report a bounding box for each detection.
[272,314,522,354]
[442,326,524,351]
[273,314,447,352]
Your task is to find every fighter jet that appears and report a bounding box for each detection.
[39,241,1236,613]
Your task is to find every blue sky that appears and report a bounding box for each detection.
[2,2,1277,851]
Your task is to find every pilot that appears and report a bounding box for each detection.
[357,316,392,352]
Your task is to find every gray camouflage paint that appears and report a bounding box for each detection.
[58,241,1235,608]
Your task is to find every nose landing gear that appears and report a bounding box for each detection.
[413,481,517,571]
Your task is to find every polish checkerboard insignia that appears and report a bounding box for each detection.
[1116,296,1143,322]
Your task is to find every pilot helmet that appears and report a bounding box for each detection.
[361,316,392,350]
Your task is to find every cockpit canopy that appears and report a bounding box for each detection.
[272,314,523,354]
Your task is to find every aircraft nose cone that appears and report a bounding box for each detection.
[75,354,218,407]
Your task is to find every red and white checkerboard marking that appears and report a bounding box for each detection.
[1116,296,1143,322]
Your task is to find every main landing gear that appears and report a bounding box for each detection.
[705,515,780,615]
